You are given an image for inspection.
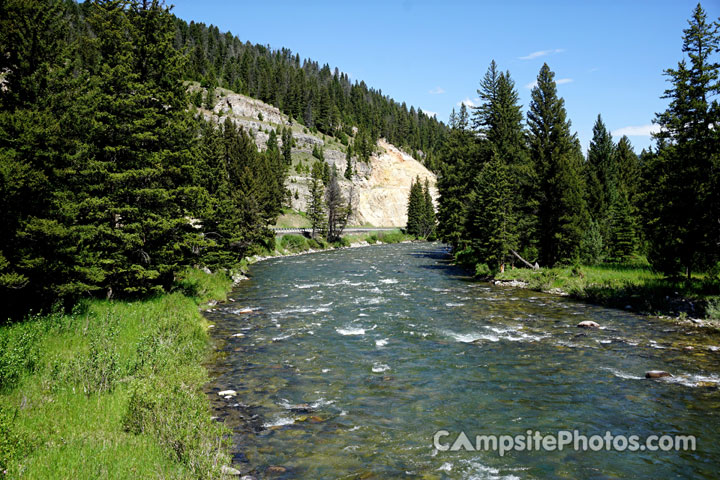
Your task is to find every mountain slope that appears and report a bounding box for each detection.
[198,85,436,227]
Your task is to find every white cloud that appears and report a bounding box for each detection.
[524,80,538,90]
[611,124,660,137]
[428,86,445,95]
[456,97,478,107]
[422,110,437,118]
[519,48,565,60]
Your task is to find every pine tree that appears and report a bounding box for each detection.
[436,105,476,248]
[307,161,326,239]
[344,145,353,180]
[420,178,436,238]
[406,178,423,236]
[644,3,720,278]
[325,168,351,242]
[585,114,617,244]
[467,151,515,272]
[282,126,293,165]
[466,62,530,266]
[527,64,589,265]
[608,189,636,262]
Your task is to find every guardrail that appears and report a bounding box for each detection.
[270,227,400,236]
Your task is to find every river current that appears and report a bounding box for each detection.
[205,242,720,479]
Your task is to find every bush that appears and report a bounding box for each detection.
[279,234,309,252]
[0,321,40,391]
[378,232,406,244]
[366,234,378,244]
[123,371,230,478]
[475,263,492,278]
[706,297,720,320]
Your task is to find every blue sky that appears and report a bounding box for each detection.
[170,0,720,153]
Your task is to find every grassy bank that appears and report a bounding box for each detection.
[261,230,416,256]
[0,269,233,479]
[493,261,720,322]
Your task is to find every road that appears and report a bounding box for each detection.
[270,227,400,236]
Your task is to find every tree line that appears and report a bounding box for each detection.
[437,3,719,280]
[0,0,280,317]
[169,14,447,169]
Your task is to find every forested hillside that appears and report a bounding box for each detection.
[436,4,719,286]
[0,0,444,318]
[170,17,447,168]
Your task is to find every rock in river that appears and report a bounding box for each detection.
[218,389,237,397]
[221,465,242,476]
[645,370,672,379]
[577,320,600,329]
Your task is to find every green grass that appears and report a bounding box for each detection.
[494,261,720,319]
[0,269,233,479]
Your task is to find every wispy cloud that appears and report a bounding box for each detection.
[422,110,437,118]
[519,48,565,60]
[524,78,573,89]
[611,124,660,137]
[456,97,478,107]
[428,86,445,95]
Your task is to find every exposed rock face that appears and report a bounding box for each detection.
[197,86,437,227]
[353,140,437,227]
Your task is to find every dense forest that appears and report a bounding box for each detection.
[169,16,447,167]
[436,3,719,282]
[0,0,444,318]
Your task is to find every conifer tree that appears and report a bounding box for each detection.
[344,145,353,180]
[608,189,636,261]
[585,114,617,242]
[420,178,436,238]
[467,151,515,271]
[643,3,720,277]
[281,126,293,165]
[406,178,423,237]
[307,162,326,239]
[325,168,351,242]
[436,105,476,248]
[527,64,589,265]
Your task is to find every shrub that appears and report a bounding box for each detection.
[366,234,378,244]
[378,232,406,244]
[123,371,230,478]
[0,321,40,391]
[279,234,309,252]
[475,263,492,278]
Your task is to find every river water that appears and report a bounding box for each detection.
[205,243,720,479]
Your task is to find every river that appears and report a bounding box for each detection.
[205,242,720,479]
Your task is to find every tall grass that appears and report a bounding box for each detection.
[0,270,232,478]
[495,262,720,319]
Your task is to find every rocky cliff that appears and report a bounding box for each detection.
[195,85,437,227]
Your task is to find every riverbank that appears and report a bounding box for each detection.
[0,269,234,479]
[489,263,720,330]
[242,230,417,266]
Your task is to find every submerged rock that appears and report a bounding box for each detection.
[267,465,287,474]
[697,381,718,388]
[218,389,237,397]
[577,321,600,329]
[645,370,672,379]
